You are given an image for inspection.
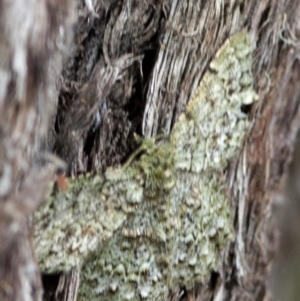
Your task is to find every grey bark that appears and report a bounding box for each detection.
[0,1,75,300]
[1,0,300,301]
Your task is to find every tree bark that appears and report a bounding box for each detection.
[0,1,75,301]
[1,0,300,301]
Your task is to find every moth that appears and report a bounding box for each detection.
[34,31,257,301]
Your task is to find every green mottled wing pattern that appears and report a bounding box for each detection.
[79,170,232,301]
[171,32,257,173]
[34,172,142,273]
[34,139,174,273]
[34,32,257,301]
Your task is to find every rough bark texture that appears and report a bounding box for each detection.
[1,0,300,301]
[0,1,75,301]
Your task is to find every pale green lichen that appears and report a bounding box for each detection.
[33,31,257,301]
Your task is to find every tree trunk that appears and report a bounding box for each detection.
[0,1,75,301]
[1,0,300,301]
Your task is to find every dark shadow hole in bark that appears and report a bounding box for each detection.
[177,287,188,301]
[83,115,102,162]
[241,103,253,115]
[209,271,219,290]
[227,243,235,267]
[142,47,158,85]
[124,73,145,135]
[42,273,60,301]
[245,198,253,237]
[239,2,245,14]
[233,203,239,226]
[122,46,159,135]
[54,110,60,136]
[83,130,96,158]
[257,5,271,35]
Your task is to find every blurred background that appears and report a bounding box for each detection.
[271,131,300,301]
